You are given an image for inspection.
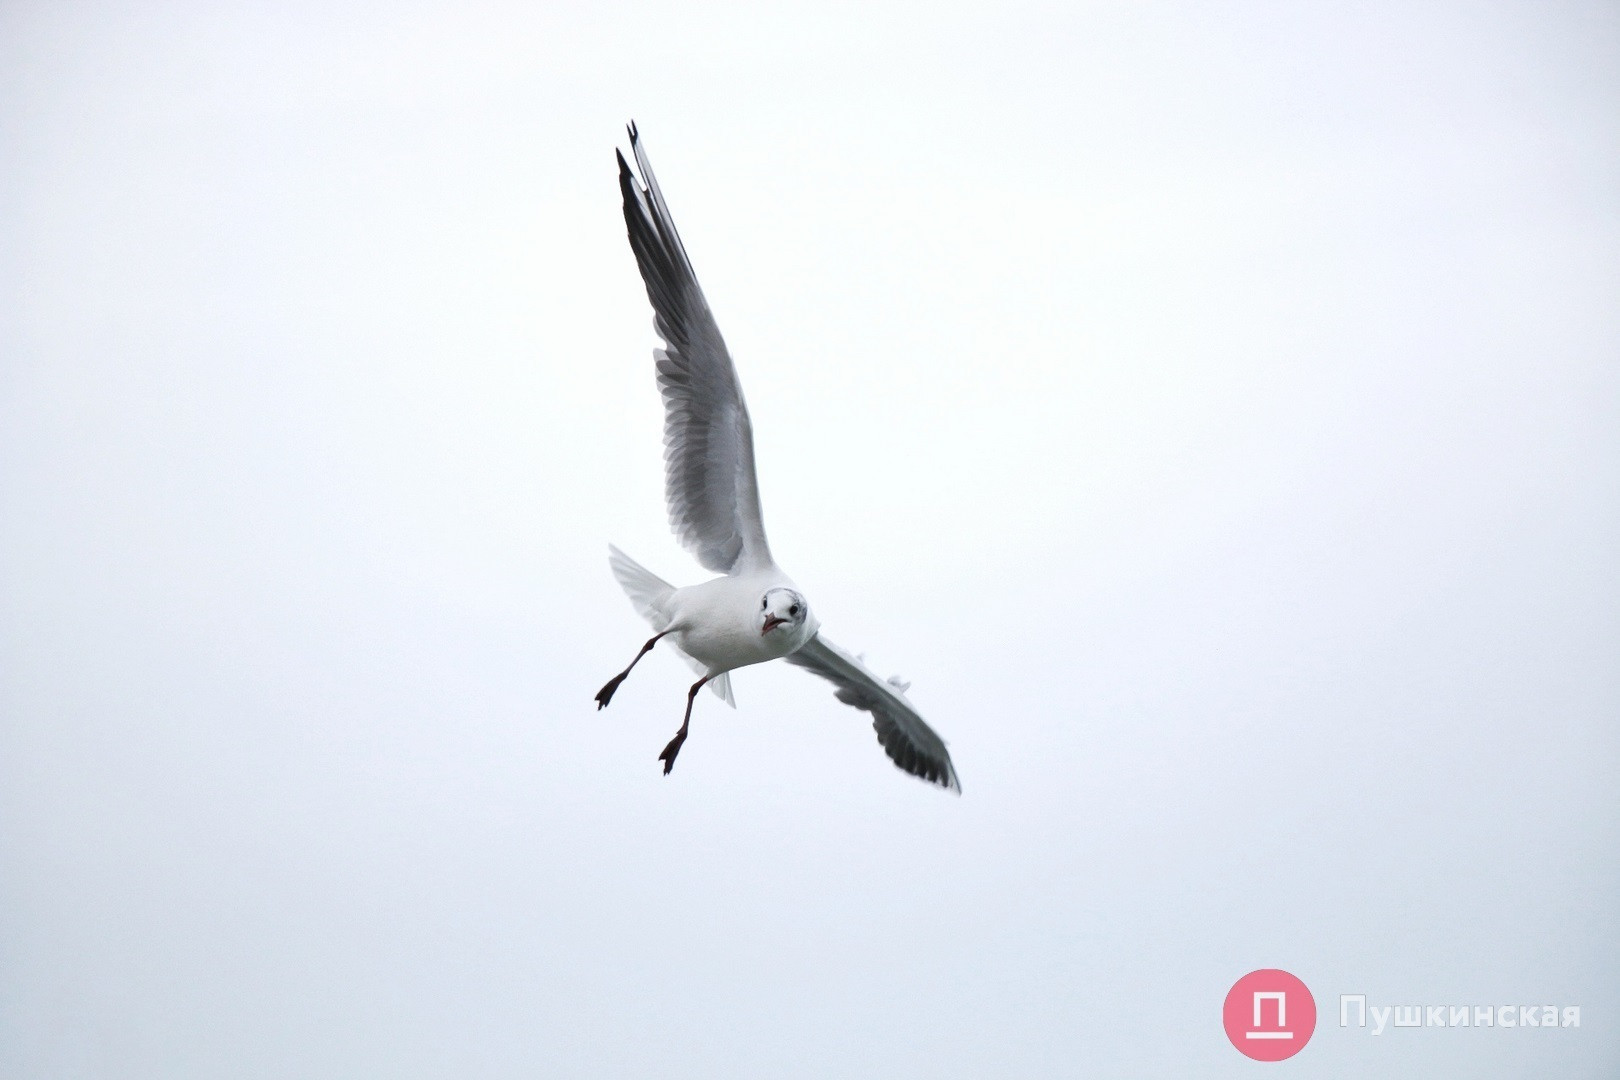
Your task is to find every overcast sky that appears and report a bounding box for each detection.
[2,2,1617,1077]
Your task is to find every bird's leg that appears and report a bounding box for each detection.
[659,674,712,775]
[595,631,670,710]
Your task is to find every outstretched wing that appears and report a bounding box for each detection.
[617,123,773,576]
[786,634,961,793]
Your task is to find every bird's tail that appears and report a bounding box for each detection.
[608,544,674,629]
[606,545,734,706]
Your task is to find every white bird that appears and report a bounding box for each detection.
[597,123,960,793]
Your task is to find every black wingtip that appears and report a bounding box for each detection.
[627,119,639,144]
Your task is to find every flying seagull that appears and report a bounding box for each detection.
[597,123,960,793]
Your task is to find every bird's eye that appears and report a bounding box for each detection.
[761,598,768,610]
[789,604,800,617]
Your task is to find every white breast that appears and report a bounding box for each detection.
[666,573,810,675]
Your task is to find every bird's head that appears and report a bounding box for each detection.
[759,587,811,638]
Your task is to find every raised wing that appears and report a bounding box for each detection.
[617,123,773,576]
[786,634,961,793]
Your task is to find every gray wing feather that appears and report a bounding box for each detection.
[786,634,961,793]
[617,124,773,575]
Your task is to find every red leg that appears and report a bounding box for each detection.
[595,631,670,710]
[659,674,712,775]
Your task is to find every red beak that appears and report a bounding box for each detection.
[762,615,786,635]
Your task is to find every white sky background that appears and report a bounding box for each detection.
[2,1,1617,1076]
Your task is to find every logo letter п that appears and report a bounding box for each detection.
[1340,996,1365,1027]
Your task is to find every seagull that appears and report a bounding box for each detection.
[596,123,960,793]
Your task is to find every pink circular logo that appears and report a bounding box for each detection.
[1223,969,1315,1061]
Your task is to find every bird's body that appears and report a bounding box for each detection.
[598,123,960,792]
[666,572,818,674]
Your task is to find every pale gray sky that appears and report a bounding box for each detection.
[2,2,1617,1077]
